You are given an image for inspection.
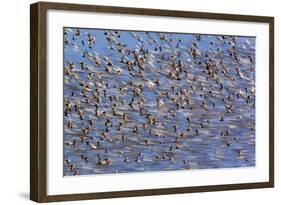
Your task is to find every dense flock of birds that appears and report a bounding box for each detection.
[63,28,256,176]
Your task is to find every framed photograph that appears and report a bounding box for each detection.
[30,1,274,202]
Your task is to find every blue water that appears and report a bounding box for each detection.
[63,27,255,176]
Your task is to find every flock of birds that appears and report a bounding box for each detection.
[63,27,256,176]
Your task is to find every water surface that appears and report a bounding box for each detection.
[63,28,255,176]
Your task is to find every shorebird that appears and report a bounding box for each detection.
[80,154,89,163]
[97,155,112,166]
[64,139,77,146]
[135,153,142,163]
[90,143,98,150]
